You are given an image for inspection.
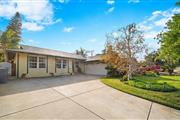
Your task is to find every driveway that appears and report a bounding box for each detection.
[0,74,179,119]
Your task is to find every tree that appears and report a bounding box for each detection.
[145,51,164,66]
[103,23,146,80]
[176,1,180,6]
[156,13,180,75]
[0,12,22,62]
[75,47,87,57]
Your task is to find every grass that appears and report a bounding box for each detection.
[101,75,180,110]
[128,75,177,92]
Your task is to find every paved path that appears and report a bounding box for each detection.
[0,75,179,119]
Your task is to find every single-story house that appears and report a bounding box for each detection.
[6,45,107,78]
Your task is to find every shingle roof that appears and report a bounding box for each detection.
[86,54,103,62]
[7,45,86,60]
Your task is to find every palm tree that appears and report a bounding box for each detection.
[75,47,87,57]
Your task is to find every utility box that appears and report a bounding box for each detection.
[0,68,8,83]
[0,62,11,75]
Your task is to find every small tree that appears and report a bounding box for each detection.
[0,12,22,62]
[103,23,146,80]
[75,47,87,57]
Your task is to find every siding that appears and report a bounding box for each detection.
[17,53,74,78]
[18,53,27,78]
[48,56,55,74]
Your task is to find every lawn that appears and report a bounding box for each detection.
[101,75,180,110]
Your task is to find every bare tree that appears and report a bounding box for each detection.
[104,23,146,80]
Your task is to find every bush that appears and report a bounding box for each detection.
[105,65,126,77]
[122,75,128,81]
[145,71,158,77]
[127,80,176,92]
[0,53,4,62]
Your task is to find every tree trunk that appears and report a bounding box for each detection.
[128,64,132,80]
[168,69,173,76]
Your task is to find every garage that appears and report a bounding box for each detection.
[85,55,107,76]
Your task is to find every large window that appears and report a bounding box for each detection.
[56,59,62,69]
[29,56,37,68]
[56,59,68,69]
[28,56,46,68]
[39,57,46,68]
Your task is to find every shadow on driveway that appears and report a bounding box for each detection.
[0,74,101,96]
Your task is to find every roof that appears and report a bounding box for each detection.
[86,54,103,62]
[7,45,86,60]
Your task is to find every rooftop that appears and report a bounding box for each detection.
[7,45,86,60]
[86,54,103,62]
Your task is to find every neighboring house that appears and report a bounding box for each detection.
[85,55,107,76]
[7,45,86,78]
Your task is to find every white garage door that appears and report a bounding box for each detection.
[85,63,107,75]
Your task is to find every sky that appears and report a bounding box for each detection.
[0,0,179,57]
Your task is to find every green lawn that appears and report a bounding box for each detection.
[101,75,180,110]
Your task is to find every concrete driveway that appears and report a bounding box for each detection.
[0,74,179,119]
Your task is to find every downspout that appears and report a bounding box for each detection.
[46,56,48,73]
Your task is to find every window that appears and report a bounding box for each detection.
[28,56,46,68]
[56,59,67,69]
[56,59,62,68]
[39,57,46,68]
[63,60,67,68]
[75,61,79,67]
[29,56,37,68]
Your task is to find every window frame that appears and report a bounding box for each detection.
[28,56,38,68]
[28,55,47,69]
[38,56,46,69]
[63,60,67,69]
[56,58,62,69]
[56,58,68,69]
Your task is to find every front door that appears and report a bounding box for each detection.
[11,62,16,76]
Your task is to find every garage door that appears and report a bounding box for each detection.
[85,63,107,75]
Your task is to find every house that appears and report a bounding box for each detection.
[6,45,107,78]
[6,45,86,78]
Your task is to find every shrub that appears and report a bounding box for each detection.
[140,65,160,75]
[105,65,126,77]
[21,73,27,78]
[127,80,176,92]
[122,75,128,81]
[145,71,158,77]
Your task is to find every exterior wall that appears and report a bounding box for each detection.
[79,61,85,73]
[16,53,76,78]
[73,60,85,73]
[16,52,109,78]
[85,62,107,76]
[18,53,28,78]
[48,56,55,74]
[68,59,73,73]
